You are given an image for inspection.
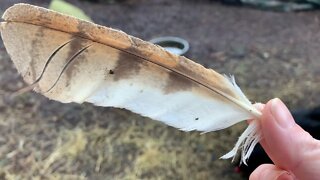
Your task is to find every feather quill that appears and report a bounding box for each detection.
[0,4,262,164]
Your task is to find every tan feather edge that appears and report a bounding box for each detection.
[1,3,261,117]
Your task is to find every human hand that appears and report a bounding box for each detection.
[249,98,320,180]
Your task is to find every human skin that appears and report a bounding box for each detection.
[249,98,320,180]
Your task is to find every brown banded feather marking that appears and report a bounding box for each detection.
[45,44,92,93]
[112,51,143,81]
[65,38,90,83]
[29,26,45,81]
[163,71,196,94]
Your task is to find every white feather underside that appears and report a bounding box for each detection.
[86,79,253,132]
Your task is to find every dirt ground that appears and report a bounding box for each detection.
[0,0,320,179]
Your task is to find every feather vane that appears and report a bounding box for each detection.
[0,4,262,164]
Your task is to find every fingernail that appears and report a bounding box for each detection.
[271,98,295,128]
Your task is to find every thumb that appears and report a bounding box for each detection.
[259,98,320,179]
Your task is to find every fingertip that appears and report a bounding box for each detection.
[270,98,295,128]
[261,98,295,129]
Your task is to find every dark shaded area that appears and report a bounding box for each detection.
[0,0,319,179]
[112,51,143,81]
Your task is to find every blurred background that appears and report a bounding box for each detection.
[0,0,320,179]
